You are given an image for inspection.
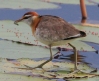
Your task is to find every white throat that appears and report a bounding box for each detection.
[23,16,38,26]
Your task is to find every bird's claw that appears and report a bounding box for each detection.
[68,68,99,76]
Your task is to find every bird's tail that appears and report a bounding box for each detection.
[80,31,86,37]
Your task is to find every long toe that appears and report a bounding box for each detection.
[68,68,99,76]
[16,65,46,73]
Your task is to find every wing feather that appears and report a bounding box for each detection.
[36,15,84,42]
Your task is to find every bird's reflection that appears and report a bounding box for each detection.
[55,51,91,65]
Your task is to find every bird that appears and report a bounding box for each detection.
[14,11,86,73]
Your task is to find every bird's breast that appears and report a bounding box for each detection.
[31,16,41,35]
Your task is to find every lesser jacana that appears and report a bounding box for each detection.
[14,11,86,72]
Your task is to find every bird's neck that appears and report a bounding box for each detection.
[30,16,41,36]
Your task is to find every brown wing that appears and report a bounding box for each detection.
[36,15,85,42]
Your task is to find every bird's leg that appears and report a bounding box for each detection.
[68,43,87,74]
[34,45,53,68]
[68,43,98,76]
[17,45,53,71]
[68,43,78,71]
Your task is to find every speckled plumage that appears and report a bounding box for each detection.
[34,15,86,45]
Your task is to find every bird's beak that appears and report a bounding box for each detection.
[14,17,24,25]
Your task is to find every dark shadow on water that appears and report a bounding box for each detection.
[58,52,92,65]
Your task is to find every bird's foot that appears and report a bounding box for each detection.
[68,69,86,75]
[15,64,46,72]
[14,59,51,71]
[15,65,34,70]
[11,65,46,74]
[68,68,99,76]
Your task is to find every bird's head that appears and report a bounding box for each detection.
[14,11,39,26]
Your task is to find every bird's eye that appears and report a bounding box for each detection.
[24,16,31,19]
[24,16,30,19]
[23,14,32,19]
